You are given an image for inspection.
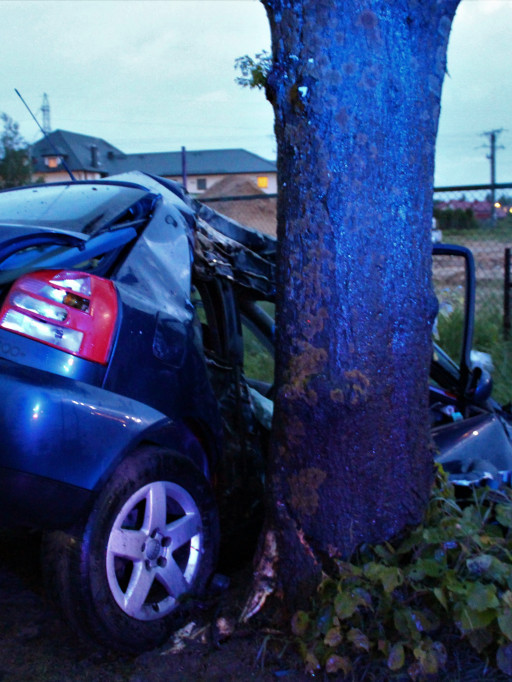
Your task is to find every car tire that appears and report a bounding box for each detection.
[42,446,219,654]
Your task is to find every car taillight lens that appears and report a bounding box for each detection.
[0,270,118,364]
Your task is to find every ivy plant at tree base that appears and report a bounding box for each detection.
[292,467,512,679]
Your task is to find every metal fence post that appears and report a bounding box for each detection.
[505,247,511,340]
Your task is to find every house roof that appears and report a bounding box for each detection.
[109,148,276,177]
[31,130,125,174]
[31,130,276,178]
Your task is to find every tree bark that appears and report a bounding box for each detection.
[251,0,461,614]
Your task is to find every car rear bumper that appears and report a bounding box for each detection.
[0,466,92,529]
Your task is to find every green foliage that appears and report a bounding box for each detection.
[434,207,479,231]
[437,305,512,403]
[0,113,32,189]
[234,51,272,90]
[293,468,512,679]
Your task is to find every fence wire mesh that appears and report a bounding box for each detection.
[205,183,512,400]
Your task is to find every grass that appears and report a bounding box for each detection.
[436,307,512,404]
[442,216,512,243]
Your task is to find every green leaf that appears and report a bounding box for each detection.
[467,555,511,585]
[347,628,370,652]
[291,610,309,637]
[353,587,373,609]
[433,587,448,610]
[373,543,395,562]
[304,651,321,675]
[498,608,512,641]
[412,558,445,578]
[454,604,498,633]
[412,642,440,676]
[445,573,470,596]
[316,605,334,635]
[496,503,512,529]
[387,643,405,671]
[394,608,421,641]
[324,626,342,648]
[467,628,493,653]
[334,560,361,579]
[411,640,447,676]
[364,562,403,593]
[466,554,493,576]
[334,592,361,620]
[325,655,351,675]
[497,643,512,676]
[466,582,499,612]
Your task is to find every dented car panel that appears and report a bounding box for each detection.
[0,171,511,653]
[0,174,510,517]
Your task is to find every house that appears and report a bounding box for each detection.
[435,199,510,221]
[30,130,277,195]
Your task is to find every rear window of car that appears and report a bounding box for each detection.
[0,183,150,235]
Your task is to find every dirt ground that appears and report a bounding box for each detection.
[0,528,309,682]
[2,528,512,682]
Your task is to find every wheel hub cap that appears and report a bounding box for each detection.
[145,537,161,562]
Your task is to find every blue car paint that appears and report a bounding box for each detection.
[0,173,223,528]
[0,359,210,490]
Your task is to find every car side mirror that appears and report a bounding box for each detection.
[468,366,493,404]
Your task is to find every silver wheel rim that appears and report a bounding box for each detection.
[106,480,203,621]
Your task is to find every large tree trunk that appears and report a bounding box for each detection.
[246,0,460,616]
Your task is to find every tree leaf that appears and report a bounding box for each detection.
[466,554,493,577]
[325,655,351,675]
[347,628,370,651]
[304,651,321,674]
[412,641,442,676]
[433,587,448,610]
[334,592,361,620]
[324,626,343,648]
[291,610,309,637]
[497,643,512,676]
[364,562,403,592]
[496,503,512,529]
[454,604,497,633]
[467,628,493,653]
[498,608,512,641]
[466,582,499,612]
[413,558,445,578]
[387,643,405,671]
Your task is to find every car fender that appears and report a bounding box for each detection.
[0,358,211,492]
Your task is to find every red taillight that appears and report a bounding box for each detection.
[0,270,118,364]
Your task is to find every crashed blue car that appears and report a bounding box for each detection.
[0,172,511,653]
[0,172,275,653]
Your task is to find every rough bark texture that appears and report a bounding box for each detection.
[258,0,460,611]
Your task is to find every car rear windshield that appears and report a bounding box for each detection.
[0,183,151,235]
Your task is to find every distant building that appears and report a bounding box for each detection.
[435,199,510,221]
[30,129,277,195]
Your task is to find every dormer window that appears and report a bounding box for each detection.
[44,156,61,169]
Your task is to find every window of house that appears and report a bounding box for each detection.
[257,176,268,189]
[196,178,207,191]
[44,156,61,169]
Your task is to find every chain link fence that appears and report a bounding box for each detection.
[205,183,512,399]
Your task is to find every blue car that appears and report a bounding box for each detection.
[0,172,511,654]
[0,171,275,653]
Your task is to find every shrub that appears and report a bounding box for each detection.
[293,467,512,679]
[434,207,479,231]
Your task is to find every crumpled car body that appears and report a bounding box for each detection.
[0,172,510,653]
[0,171,274,652]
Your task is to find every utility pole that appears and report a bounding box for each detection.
[481,128,505,224]
[41,93,51,134]
[181,146,187,191]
